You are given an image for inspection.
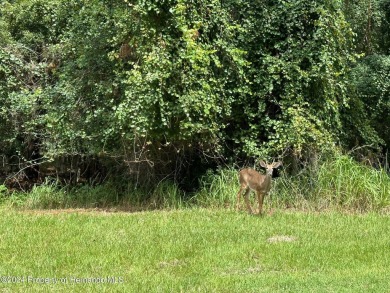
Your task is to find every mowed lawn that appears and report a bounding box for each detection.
[0,207,389,292]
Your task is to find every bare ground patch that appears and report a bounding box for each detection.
[158,259,186,269]
[16,207,138,216]
[267,235,297,243]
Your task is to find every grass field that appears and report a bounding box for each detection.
[0,207,389,292]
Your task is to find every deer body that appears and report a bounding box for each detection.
[236,161,281,215]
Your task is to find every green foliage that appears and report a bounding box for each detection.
[0,0,56,162]
[1,0,389,206]
[0,0,357,168]
[223,0,356,158]
[343,0,390,54]
[342,54,390,149]
[0,185,7,193]
[0,185,8,203]
[111,0,241,150]
[381,0,390,51]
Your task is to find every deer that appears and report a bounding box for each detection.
[236,160,282,215]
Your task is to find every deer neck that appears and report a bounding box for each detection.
[263,174,272,191]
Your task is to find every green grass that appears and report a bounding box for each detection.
[0,207,389,292]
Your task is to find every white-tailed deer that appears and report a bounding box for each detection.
[236,161,282,215]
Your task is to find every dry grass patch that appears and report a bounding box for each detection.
[267,235,298,243]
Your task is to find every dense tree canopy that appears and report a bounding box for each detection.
[0,0,389,186]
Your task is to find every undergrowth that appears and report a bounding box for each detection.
[2,180,185,210]
[1,154,389,212]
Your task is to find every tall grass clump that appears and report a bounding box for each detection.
[147,180,185,209]
[194,168,238,207]
[7,181,68,209]
[316,155,390,210]
[5,179,185,210]
[274,154,390,211]
[6,180,124,209]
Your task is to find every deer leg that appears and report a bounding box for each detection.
[244,188,253,214]
[236,187,243,210]
[257,192,265,215]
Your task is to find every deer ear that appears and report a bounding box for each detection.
[259,160,267,168]
[272,161,282,168]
